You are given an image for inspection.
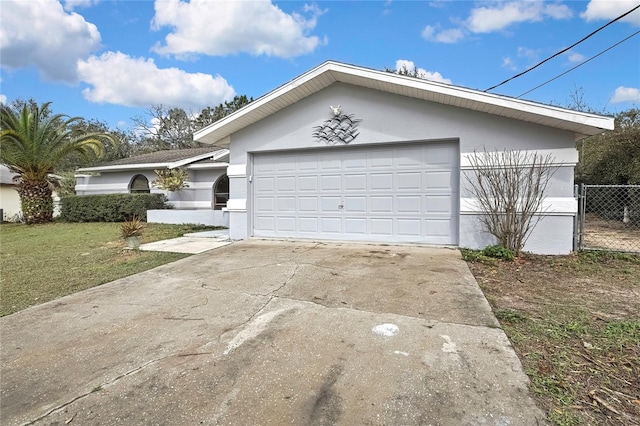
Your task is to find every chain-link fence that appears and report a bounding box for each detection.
[577,184,640,253]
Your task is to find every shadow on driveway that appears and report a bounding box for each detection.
[1,240,546,425]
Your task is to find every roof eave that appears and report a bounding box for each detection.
[193,60,615,146]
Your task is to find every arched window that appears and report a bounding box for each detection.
[130,174,150,194]
[213,174,229,210]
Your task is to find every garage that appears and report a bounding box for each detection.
[252,142,459,244]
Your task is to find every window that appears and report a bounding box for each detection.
[130,174,150,194]
[213,174,229,210]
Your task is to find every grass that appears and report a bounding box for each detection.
[0,222,219,316]
[466,250,640,425]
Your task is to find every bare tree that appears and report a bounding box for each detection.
[464,149,558,254]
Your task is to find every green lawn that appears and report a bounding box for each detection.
[0,222,217,316]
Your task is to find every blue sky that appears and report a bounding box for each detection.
[1,0,639,131]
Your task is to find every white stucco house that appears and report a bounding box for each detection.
[193,61,613,254]
[1,165,21,221]
[75,147,230,226]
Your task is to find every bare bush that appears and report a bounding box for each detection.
[465,149,557,254]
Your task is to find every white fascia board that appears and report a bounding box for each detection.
[169,149,229,169]
[77,163,170,172]
[193,61,613,146]
[186,162,229,170]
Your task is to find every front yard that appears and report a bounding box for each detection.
[466,251,640,425]
[0,222,215,316]
[2,222,638,424]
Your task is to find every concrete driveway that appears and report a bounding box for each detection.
[1,240,546,425]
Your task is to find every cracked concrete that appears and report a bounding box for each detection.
[1,240,546,425]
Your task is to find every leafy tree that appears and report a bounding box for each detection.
[193,95,253,130]
[576,108,640,184]
[131,96,253,151]
[0,102,114,224]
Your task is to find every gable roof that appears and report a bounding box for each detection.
[194,61,614,145]
[77,147,229,173]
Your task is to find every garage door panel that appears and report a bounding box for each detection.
[277,217,296,231]
[277,197,296,212]
[298,197,318,213]
[397,196,421,213]
[397,219,422,236]
[371,196,393,213]
[424,171,454,189]
[253,143,458,245]
[299,217,319,233]
[395,148,422,168]
[344,196,366,212]
[321,175,342,191]
[298,175,318,192]
[321,196,342,212]
[321,218,342,233]
[397,172,422,190]
[424,195,453,214]
[277,176,296,191]
[345,218,366,234]
[426,146,456,167]
[345,174,367,191]
[255,197,275,212]
[370,218,393,235]
[370,173,393,191]
[256,177,275,192]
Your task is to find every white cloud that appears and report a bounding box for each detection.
[0,94,7,105]
[466,1,572,33]
[77,51,236,110]
[151,0,326,58]
[423,1,572,44]
[63,0,99,11]
[421,25,465,43]
[0,0,101,82]
[567,51,586,63]
[581,0,640,26]
[502,57,518,71]
[395,60,452,84]
[611,86,640,103]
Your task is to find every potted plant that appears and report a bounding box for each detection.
[121,216,145,249]
[152,168,190,192]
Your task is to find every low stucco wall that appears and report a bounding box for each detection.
[147,209,229,227]
[459,214,575,255]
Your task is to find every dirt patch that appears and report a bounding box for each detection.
[583,214,640,253]
[467,252,640,425]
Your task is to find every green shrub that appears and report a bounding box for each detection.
[59,193,169,222]
[482,244,516,261]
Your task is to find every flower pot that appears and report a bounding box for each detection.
[125,236,141,249]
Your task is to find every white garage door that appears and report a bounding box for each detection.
[252,142,459,245]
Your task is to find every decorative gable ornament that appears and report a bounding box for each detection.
[312,105,362,145]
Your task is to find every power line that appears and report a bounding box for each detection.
[484,3,640,92]
[517,29,640,99]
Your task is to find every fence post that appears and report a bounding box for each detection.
[579,184,586,250]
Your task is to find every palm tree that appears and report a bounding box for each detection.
[0,102,114,224]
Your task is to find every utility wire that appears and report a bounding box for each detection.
[517,29,640,98]
[484,3,640,92]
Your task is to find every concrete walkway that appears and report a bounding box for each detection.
[139,229,231,254]
[0,240,547,425]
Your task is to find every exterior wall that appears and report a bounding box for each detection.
[226,82,578,253]
[75,168,226,210]
[1,185,21,221]
[147,209,229,227]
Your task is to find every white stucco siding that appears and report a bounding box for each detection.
[1,186,21,221]
[225,82,579,253]
[75,168,227,210]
